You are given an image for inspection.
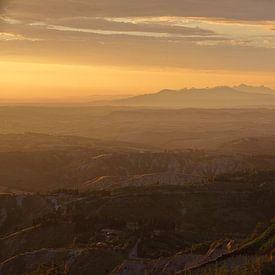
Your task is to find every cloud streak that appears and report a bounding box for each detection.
[5,0,275,21]
[1,1,275,97]
[0,1,275,75]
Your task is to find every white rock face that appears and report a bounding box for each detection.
[16,195,26,208]
[84,153,254,190]
[47,196,61,211]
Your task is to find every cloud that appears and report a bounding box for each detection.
[0,32,39,41]
[2,1,274,46]
[0,0,6,11]
[5,0,275,21]
[52,17,215,36]
[3,1,275,42]
[0,0,275,74]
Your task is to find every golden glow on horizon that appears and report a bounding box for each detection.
[1,1,275,100]
[1,61,275,99]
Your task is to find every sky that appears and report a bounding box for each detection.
[1,0,275,99]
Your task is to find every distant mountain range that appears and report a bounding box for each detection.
[104,84,275,108]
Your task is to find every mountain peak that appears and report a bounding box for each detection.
[234,84,275,95]
[157,89,175,95]
[115,85,275,108]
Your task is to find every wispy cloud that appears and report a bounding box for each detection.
[2,11,275,48]
[100,16,275,48]
[0,0,6,12]
[46,23,218,40]
[0,0,275,74]
[0,32,40,41]
[5,0,275,21]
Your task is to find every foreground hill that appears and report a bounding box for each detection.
[0,183,274,274]
[115,85,275,108]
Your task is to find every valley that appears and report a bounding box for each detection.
[0,106,275,274]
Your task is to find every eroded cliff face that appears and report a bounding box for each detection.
[84,153,255,190]
[0,149,257,192]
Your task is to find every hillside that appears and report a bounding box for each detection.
[2,107,275,151]
[220,137,275,155]
[1,183,273,274]
[3,133,275,192]
[0,110,275,274]
[2,133,275,193]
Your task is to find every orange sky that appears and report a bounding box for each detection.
[1,1,275,99]
[1,61,275,99]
